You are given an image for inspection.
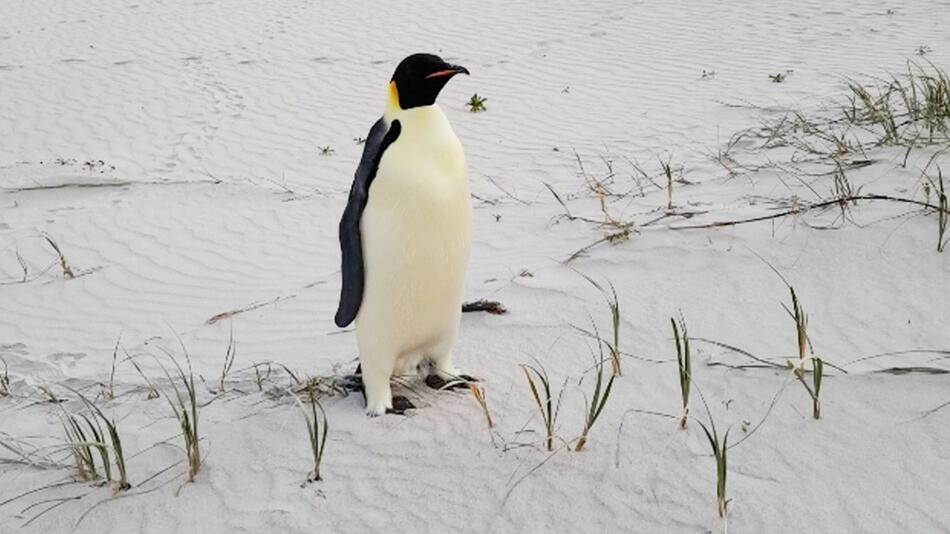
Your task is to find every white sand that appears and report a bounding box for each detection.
[2,0,949,532]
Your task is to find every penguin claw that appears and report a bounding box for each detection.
[386,395,415,415]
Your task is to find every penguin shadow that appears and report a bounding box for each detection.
[343,363,477,415]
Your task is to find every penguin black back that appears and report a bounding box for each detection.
[335,118,401,327]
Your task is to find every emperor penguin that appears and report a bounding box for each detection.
[334,53,472,416]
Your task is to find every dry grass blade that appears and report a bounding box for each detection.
[782,286,811,371]
[469,383,494,428]
[0,433,67,470]
[40,233,74,279]
[102,336,120,401]
[253,362,272,391]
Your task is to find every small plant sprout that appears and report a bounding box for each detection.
[0,357,10,397]
[521,362,564,451]
[575,340,616,451]
[672,315,692,430]
[318,145,335,156]
[782,286,826,419]
[694,386,731,518]
[769,72,788,83]
[218,325,237,393]
[698,416,731,518]
[660,154,675,211]
[292,382,328,484]
[788,357,825,420]
[41,232,75,279]
[102,337,120,401]
[466,93,487,112]
[783,286,810,374]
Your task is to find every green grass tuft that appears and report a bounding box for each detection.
[140,345,202,482]
[575,338,616,451]
[293,382,329,483]
[672,315,692,430]
[693,385,732,518]
[0,357,9,397]
[521,362,564,452]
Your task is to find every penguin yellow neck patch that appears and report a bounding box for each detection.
[387,81,401,115]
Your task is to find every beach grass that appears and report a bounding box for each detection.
[576,273,622,376]
[150,347,202,482]
[59,411,102,483]
[218,326,237,394]
[293,382,328,483]
[781,286,826,419]
[574,339,615,451]
[693,385,732,518]
[931,167,948,251]
[0,357,9,397]
[68,387,131,491]
[672,315,692,430]
[521,362,564,452]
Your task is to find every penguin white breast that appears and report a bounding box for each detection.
[357,104,471,362]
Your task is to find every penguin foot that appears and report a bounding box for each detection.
[343,363,363,393]
[342,374,363,393]
[425,374,477,391]
[386,395,415,415]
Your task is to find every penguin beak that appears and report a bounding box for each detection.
[426,64,470,79]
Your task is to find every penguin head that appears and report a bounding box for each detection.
[389,53,469,110]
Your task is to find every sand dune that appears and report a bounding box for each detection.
[2,0,949,532]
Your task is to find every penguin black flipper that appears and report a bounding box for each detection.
[334,118,402,328]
